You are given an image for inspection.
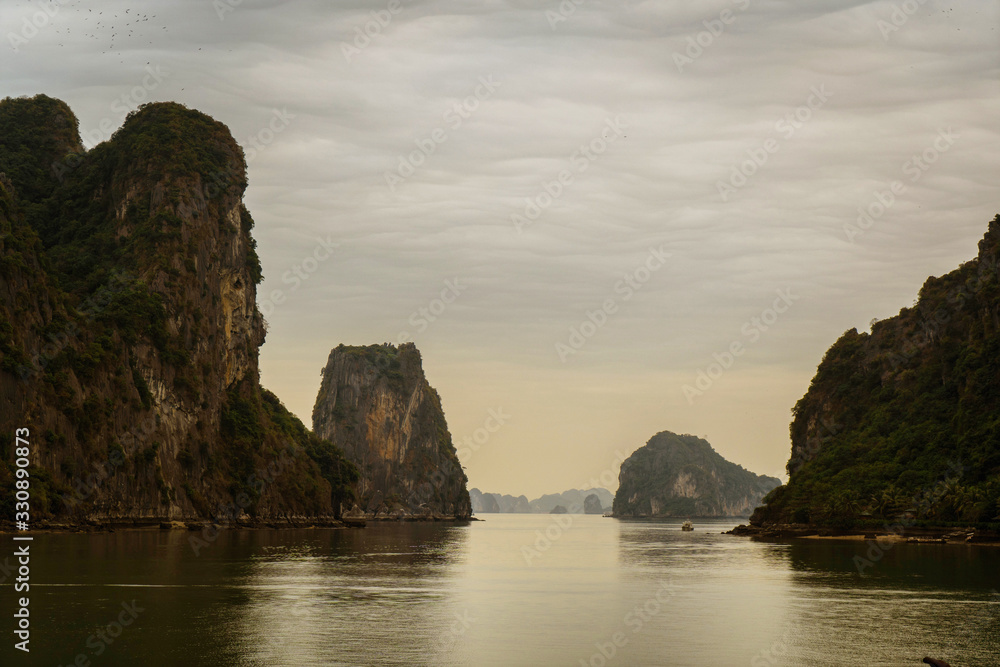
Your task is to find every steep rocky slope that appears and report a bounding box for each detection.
[753,217,1000,529]
[0,95,356,524]
[312,343,471,519]
[613,431,780,518]
[469,490,531,514]
[583,494,603,514]
[469,489,503,513]
[468,488,611,514]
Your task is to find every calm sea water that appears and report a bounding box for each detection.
[2,515,998,666]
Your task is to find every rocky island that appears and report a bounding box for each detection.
[612,431,780,518]
[468,487,612,514]
[740,216,1000,540]
[0,95,358,528]
[583,493,603,514]
[312,343,471,519]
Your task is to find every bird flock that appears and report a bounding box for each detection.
[39,2,161,62]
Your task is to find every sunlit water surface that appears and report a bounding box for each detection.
[2,515,998,666]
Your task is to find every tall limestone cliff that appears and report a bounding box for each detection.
[753,217,1000,528]
[0,95,356,524]
[312,343,471,519]
[613,431,780,518]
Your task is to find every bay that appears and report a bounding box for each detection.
[4,515,998,666]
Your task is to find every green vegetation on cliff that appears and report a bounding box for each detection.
[313,343,471,518]
[613,431,780,518]
[755,217,1000,530]
[0,94,356,523]
[0,94,82,203]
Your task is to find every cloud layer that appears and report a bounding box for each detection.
[3,0,998,496]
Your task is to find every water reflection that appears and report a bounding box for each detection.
[3,518,998,666]
[784,539,1000,590]
[614,520,799,664]
[752,537,1000,664]
[613,520,1000,665]
[225,524,470,666]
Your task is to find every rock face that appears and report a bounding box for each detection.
[468,488,612,514]
[475,492,531,513]
[550,505,568,514]
[529,488,614,513]
[502,494,532,513]
[753,217,1000,528]
[584,493,603,514]
[0,95,356,524]
[613,432,780,518]
[469,488,501,513]
[312,343,471,519]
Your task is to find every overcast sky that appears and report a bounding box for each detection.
[3,0,998,498]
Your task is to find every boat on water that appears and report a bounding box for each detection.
[681,520,694,531]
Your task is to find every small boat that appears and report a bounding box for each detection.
[681,520,694,531]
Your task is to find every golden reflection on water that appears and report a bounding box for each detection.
[228,524,471,666]
[6,518,999,666]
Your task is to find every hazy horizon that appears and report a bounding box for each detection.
[3,0,998,498]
